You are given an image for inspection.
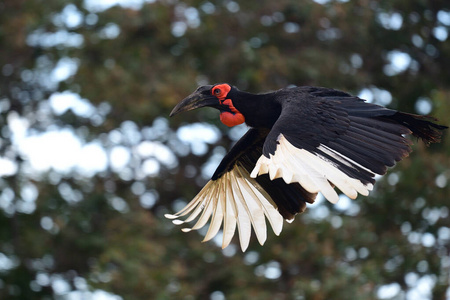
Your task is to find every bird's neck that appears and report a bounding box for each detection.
[232,91,282,128]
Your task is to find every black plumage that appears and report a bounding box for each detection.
[167,83,447,251]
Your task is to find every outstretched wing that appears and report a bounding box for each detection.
[166,128,316,251]
[251,87,446,203]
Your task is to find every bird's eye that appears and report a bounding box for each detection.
[212,84,231,99]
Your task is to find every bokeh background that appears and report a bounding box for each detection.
[1,0,449,299]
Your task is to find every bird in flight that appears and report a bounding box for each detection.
[166,83,447,251]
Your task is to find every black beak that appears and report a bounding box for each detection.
[170,87,221,117]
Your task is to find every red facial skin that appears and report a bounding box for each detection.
[212,84,245,127]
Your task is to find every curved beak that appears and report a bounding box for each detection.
[170,89,221,117]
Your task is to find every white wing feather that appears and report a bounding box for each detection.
[165,163,284,252]
[251,134,373,204]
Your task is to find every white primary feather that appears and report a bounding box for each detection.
[317,144,375,175]
[165,163,284,252]
[251,134,373,204]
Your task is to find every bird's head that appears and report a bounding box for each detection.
[170,83,245,127]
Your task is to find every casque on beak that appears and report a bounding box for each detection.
[170,86,220,117]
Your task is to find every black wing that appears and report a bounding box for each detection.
[252,87,447,203]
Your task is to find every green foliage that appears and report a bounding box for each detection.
[0,0,449,299]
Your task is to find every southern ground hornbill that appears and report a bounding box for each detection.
[166,83,447,251]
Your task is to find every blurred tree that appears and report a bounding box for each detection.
[0,0,449,299]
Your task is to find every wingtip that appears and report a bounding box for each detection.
[240,242,249,252]
[165,213,179,219]
[271,217,284,235]
[168,165,287,252]
[324,192,340,204]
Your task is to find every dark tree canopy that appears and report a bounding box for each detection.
[0,0,449,299]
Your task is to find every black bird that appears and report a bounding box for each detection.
[166,83,447,251]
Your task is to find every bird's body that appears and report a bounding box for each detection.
[167,84,447,251]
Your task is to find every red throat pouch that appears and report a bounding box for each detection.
[220,111,245,127]
[219,98,245,127]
